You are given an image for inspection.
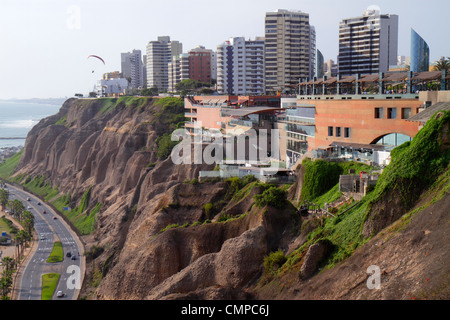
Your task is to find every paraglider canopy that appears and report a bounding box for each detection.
[87,55,105,65]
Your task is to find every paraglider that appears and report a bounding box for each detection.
[87,55,105,64]
[87,55,105,73]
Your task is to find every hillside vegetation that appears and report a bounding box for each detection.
[254,110,450,299]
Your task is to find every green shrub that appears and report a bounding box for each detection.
[264,250,287,276]
[156,133,179,160]
[78,187,92,213]
[203,202,214,217]
[189,178,199,185]
[300,159,343,201]
[254,186,287,209]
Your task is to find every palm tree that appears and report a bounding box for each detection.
[433,57,450,73]
[2,257,15,273]
[8,199,24,221]
[0,189,8,209]
[22,210,34,238]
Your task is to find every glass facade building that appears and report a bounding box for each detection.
[410,29,429,73]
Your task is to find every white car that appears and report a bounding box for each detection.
[56,291,64,298]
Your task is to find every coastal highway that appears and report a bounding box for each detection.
[5,183,84,300]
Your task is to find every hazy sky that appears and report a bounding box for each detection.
[1,0,449,99]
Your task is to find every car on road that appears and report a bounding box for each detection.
[27,197,30,201]
[71,254,76,260]
[56,291,65,298]
[27,206,32,210]
[37,202,41,205]
[52,216,57,220]
[40,234,45,240]
[43,210,47,214]
[66,251,71,257]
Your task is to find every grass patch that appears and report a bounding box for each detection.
[300,159,372,202]
[98,98,118,114]
[312,183,342,207]
[47,241,64,263]
[55,116,67,126]
[0,150,23,179]
[0,216,19,235]
[63,201,100,235]
[283,191,376,273]
[367,111,450,210]
[52,193,71,212]
[20,175,60,201]
[41,273,60,300]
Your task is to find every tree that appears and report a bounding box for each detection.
[175,79,212,93]
[8,199,24,222]
[15,230,29,260]
[22,210,34,238]
[0,188,8,209]
[0,257,15,300]
[433,57,450,73]
[141,86,158,96]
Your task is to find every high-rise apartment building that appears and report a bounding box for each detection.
[338,8,398,76]
[216,37,265,95]
[264,9,313,94]
[309,26,317,80]
[168,53,189,92]
[121,49,145,89]
[188,46,213,84]
[324,59,338,77]
[146,36,182,91]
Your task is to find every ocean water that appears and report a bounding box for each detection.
[0,101,61,148]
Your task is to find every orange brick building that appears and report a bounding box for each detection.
[300,94,423,150]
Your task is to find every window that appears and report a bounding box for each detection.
[344,127,351,138]
[374,107,383,119]
[328,126,333,136]
[335,127,341,137]
[387,108,397,119]
[402,108,411,119]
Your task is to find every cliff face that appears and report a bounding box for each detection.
[13,98,449,300]
[14,97,300,299]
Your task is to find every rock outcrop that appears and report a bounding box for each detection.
[14,97,300,300]
[12,98,449,301]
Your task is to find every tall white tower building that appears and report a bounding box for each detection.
[146,36,182,91]
[338,8,398,76]
[121,49,144,89]
[216,37,265,95]
[264,9,313,94]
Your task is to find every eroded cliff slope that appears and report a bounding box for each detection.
[8,98,449,300]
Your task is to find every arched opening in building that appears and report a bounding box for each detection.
[371,133,413,147]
